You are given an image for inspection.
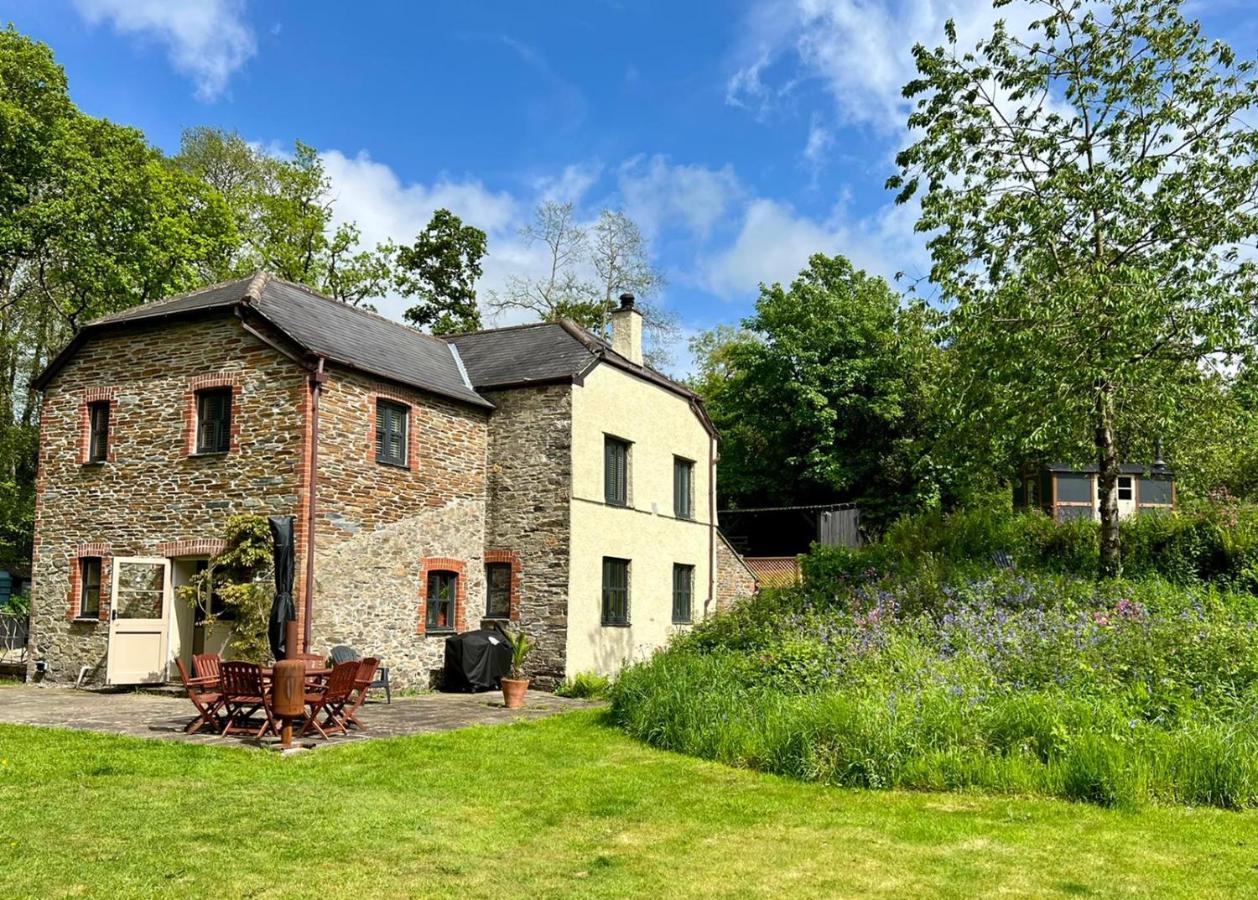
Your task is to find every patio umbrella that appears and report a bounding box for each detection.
[267,515,297,661]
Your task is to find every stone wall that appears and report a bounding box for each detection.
[29,314,307,683]
[308,365,490,687]
[715,530,758,611]
[482,384,573,687]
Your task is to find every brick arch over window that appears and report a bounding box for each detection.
[416,557,467,635]
[484,550,522,622]
[156,538,227,558]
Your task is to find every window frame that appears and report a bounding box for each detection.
[604,435,630,507]
[194,387,233,455]
[673,456,695,520]
[601,556,630,626]
[425,570,458,632]
[87,400,111,464]
[1118,475,1134,502]
[375,399,411,468]
[484,561,512,620]
[78,557,102,619]
[672,563,694,624]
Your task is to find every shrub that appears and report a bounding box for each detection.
[555,671,612,699]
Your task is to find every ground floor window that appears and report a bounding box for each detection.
[672,563,694,624]
[427,570,458,631]
[79,557,102,618]
[485,562,512,619]
[602,557,630,626]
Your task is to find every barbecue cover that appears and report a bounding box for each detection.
[442,626,513,692]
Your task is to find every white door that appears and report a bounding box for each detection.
[106,558,172,685]
[1117,476,1137,519]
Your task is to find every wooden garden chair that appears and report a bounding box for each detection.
[343,657,380,731]
[220,661,277,739]
[300,660,359,739]
[193,652,222,685]
[175,657,224,735]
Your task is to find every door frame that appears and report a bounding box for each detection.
[105,556,173,685]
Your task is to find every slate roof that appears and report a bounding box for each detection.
[445,322,599,388]
[40,273,491,408]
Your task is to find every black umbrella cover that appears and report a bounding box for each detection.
[268,515,297,661]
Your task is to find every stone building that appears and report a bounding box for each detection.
[27,273,754,688]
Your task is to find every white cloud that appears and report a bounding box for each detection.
[727,0,1026,133]
[802,114,833,169]
[617,155,744,240]
[73,0,255,101]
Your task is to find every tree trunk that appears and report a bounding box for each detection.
[1095,380,1121,579]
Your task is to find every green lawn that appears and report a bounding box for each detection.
[1,711,1256,899]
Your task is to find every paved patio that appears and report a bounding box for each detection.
[0,684,598,750]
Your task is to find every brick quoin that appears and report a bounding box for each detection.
[484,549,522,622]
[416,557,467,635]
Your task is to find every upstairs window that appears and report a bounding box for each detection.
[87,401,110,463]
[376,400,410,468]
[604,436,630,506]
[672,563,694,624]
[485,562,512,620]
[674,457,694,519]
[426,570,458,632]
[79,557,102,618]
[195,388,232,454]
[601,557,630,626]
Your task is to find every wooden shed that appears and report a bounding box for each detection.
[1013,462,1175,521]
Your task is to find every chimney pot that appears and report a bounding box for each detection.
[619,292,635,310]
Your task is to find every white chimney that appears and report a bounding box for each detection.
[611,292,643,365]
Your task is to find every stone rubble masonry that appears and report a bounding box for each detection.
[29,313,308,683]
[481,384,573,688]
[307,365,489,688]
[715,531,759,611]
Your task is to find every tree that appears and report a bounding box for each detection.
[891,0,1258,576]
[487,201,603,328]
[690,253,945,528]
[590,209,677,367]
[173,130,393,306]
[393,209,487,334]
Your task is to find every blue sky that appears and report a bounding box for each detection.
[6,0,1256,371]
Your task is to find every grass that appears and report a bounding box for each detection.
[2,712,1258,898]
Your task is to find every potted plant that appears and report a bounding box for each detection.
[501,628,533,709]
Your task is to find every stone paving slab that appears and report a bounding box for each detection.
[0,684,598,751]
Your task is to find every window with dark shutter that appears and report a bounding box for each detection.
[672,563,694,624]
[426,570,458,631]
[376,400,410,467]
[79,557,102,618]
[604,436,629,506]
[601,557,630,626]
[87,401,110,463]
[195,388,232,454]
[674,457,694,519]
[485,562,512,619]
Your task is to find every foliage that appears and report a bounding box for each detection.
[2,593,29,616]
[5,714,1258,897]
[891,0,1258,575]
[393,208,486,334]
[506,627,534,680]
[613,570,1258,808]
[554,671,612,699]
[487,201,678,367]
[176,515,273,663]
[689,253,954,528]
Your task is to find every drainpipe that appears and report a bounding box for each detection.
[303,356,326,652]
[707,434,716,616]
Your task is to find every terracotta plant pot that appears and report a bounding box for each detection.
[501,676,529,709]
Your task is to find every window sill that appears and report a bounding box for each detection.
[72,616,102,624]
[483,615,511,623]
[425,627,455,636]
[190,450,229,458]
[600,621,631,628]
[375,459,410,471]
[672,619,693,626]
[81,460,107,467]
